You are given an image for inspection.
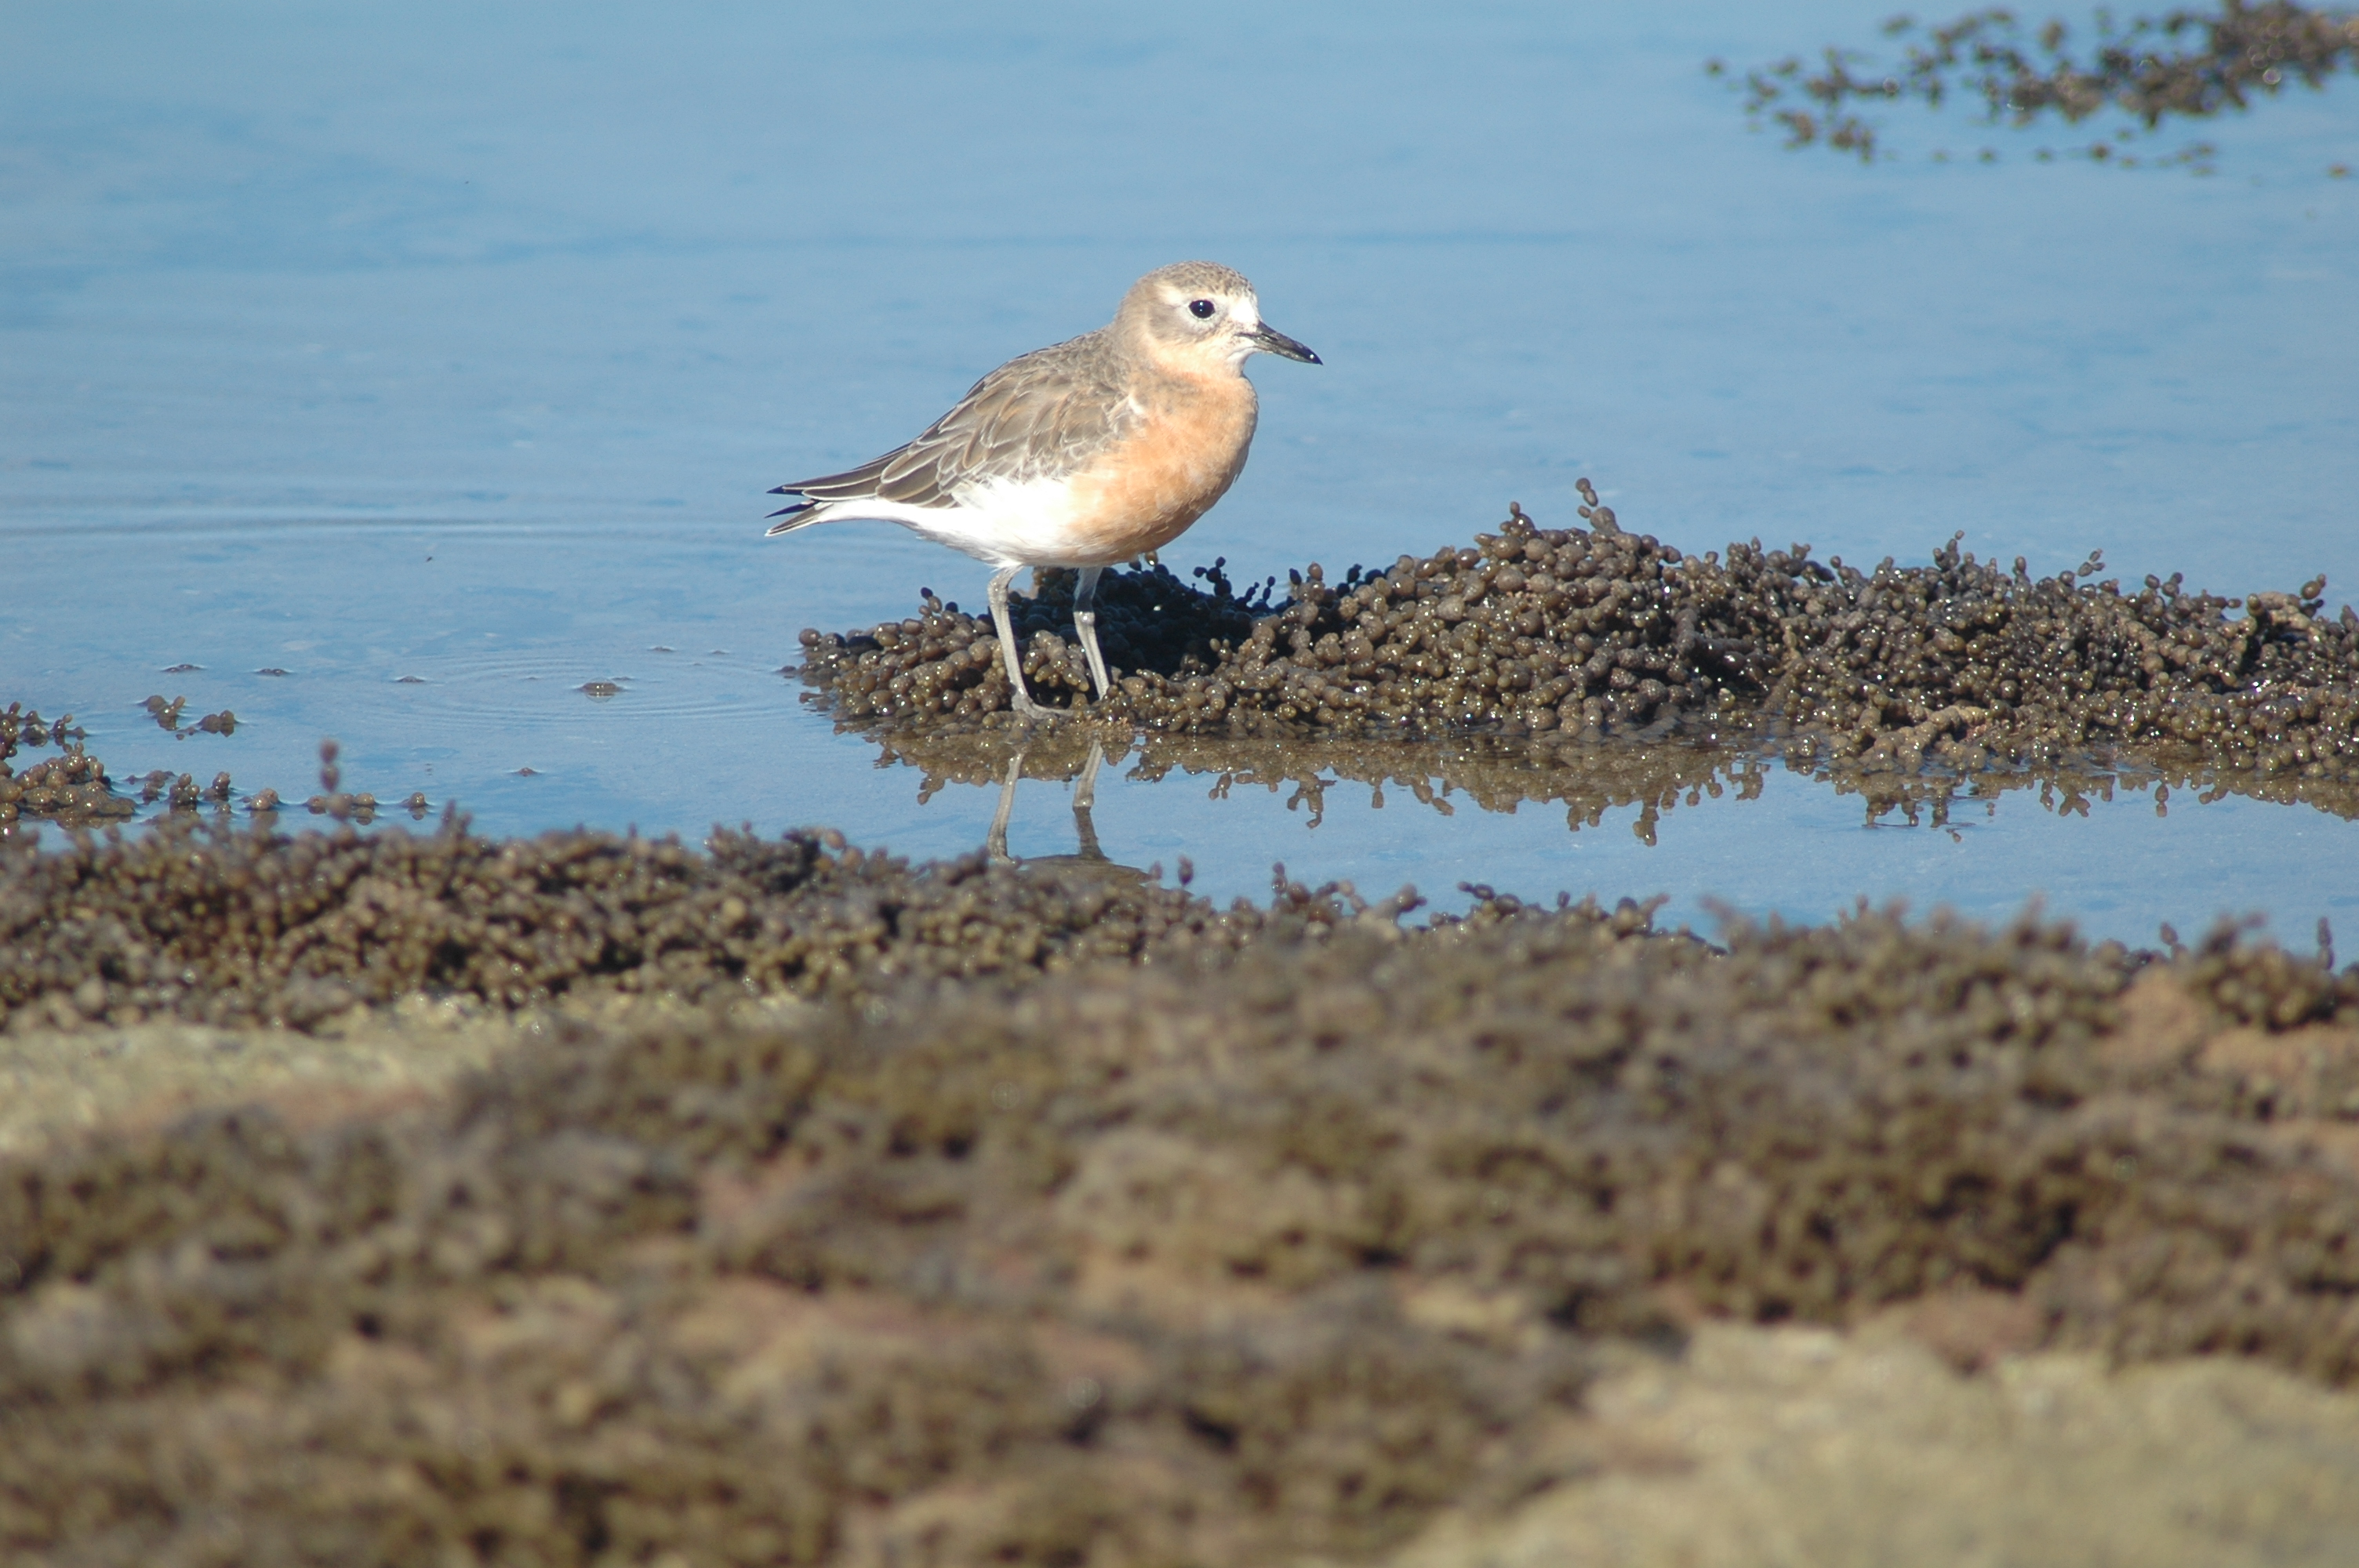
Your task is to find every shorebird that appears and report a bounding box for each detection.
[766,261,1319,719]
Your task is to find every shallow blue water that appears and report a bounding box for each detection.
[4,2,2355,947]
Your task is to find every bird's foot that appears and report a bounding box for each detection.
[1009,691,1066,727]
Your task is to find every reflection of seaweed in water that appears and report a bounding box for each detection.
[1713,3,2359,170]
[825,702,2359,862]
[1809,742,2359,837]
[838,713,1774,848]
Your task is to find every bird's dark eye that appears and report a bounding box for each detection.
[1187,298,1216,320]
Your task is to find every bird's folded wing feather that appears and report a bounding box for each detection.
[776,332,1136,508]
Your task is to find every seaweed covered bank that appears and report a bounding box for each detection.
[798,494,2359,791]
[3,799,2359,1562]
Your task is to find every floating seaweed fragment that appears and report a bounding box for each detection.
[1723,2,2358,169]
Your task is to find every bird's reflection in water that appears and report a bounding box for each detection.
[986,739,1150,884]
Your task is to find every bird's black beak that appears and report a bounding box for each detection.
[1247,322,1321,365]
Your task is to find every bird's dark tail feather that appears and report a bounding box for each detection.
[764,499,820,535]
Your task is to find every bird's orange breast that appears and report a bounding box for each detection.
[1060,375,1259,565]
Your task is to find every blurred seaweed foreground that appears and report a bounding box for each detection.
[4,797,2359,1561]
[1715,2,2359,169]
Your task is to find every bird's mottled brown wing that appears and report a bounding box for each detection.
[774,330,1136,509]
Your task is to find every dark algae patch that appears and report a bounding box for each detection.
[1716,3,2359,169]
[801,489,2359,798]
[2,699,256,835]
[2,821,2359,1561]
[0,814,1314,1034]
[0,705,127,832]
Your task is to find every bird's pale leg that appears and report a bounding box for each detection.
[987,750,1024,864]
[1073,565,1112,699]
[1071,739,1107,860]
[987,565,1045,719]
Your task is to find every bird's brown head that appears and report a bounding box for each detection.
[1116,261,1321,377]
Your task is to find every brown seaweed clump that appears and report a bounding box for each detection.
[1725,3,2359,168]
[797,557,1277,724]
[0,812,1399,1035]
[0,705,129,833]
[800,495,2359,783]
[2,884,2357,1564]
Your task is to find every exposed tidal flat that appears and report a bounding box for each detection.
[7,509,2359,1563]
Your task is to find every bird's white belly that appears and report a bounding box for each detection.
[816,475,1096,570]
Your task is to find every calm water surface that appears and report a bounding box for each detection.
[5,2,2355,946]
